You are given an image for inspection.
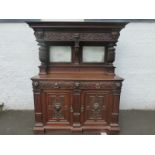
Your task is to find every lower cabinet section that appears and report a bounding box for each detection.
[32,80,122,134]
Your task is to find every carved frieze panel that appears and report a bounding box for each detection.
[32,80,122,91]
[41,32,119,42]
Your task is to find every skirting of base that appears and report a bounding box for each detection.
[33,127,45,134]
[33,125,120,135]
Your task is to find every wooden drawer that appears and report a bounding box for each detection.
[33,80,122,90]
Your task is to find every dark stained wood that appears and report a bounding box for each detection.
[32,73,123,81]
[28,21,127,134]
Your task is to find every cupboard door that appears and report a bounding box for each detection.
[81,91,108,125]
[44,91,72,125]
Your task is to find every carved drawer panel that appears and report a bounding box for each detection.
[33,80,122,90]
[44,91,72,125]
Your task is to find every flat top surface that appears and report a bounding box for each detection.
[32,73,123,81]
[27,21,127,29]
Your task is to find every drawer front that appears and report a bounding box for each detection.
[33,80,121,90]
[43,90,72,125]
[81,90,109,125]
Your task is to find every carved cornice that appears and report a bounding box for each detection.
[27,21,127,30]
[28,21,127,43]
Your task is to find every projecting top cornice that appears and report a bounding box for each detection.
[27,21,127,32]
[27,21,127,43]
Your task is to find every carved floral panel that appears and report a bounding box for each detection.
[46,92,71,123]
[82,92,106,122]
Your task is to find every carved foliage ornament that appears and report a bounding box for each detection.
[88,95,105,120]
[35,31,119,42]
[32,81,122,90]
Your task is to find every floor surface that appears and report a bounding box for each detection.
[0,110,155,135]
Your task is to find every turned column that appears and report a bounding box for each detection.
[73,34,80,64]
[34,30,49,75]
[107,43,116,64]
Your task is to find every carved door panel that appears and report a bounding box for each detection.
[81,91,108,125]
[44,91,72,125]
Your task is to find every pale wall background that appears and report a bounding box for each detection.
[0,22,155,110]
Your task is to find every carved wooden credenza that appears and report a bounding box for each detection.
[28,21,127,134]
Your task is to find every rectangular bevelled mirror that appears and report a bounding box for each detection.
[82,46,105,63]
[49,46,72,62]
